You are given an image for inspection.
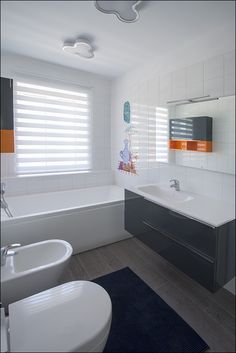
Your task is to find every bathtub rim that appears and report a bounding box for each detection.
[1,184,125,224]
[1,199,125,226]
[1,239,73,282]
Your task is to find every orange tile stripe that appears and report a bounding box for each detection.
[0,130,15,153]
[169,140,212,152]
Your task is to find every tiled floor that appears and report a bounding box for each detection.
[60,237,235,352]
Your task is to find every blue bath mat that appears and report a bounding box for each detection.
[93,267,209,353]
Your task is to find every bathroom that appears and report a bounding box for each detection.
[0,1,235,352]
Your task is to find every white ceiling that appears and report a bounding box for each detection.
[1,1,235,78]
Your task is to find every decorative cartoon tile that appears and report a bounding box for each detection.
[118,102,138,175]
[123,101,131,124]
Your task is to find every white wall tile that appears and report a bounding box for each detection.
[204,76,224,97]
[41,175,60,193]
[1,171,114,196]
[223,51,235,77]
[1,154,9,178]
[172,68,187,101]
[224,75,235,97]
[72,173,86,189]
[57,174,73,191]
[159,72,172,105]
[4,177,27,196]
[221,173,235,204]
[147,168,160,184]
[204,56,224,97]
[202,170,223,200]
[204,56,224,80]
[26,176,44,195]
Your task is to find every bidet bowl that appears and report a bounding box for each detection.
[1,239,73,308]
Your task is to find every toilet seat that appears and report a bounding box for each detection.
[8,281,112,352]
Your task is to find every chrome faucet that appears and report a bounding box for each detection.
[1,182,13,218]
[170,179,180,191]
[1,244,21,266]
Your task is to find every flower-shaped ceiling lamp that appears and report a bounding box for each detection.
[95,1,142,23]
[62,39,94,59]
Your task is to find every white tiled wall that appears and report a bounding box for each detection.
[111,49,235,206]
[115,164,235,205]
[1,52,113,194]
[1,171,114,197]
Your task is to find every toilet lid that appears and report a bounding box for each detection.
[9,281,112,352]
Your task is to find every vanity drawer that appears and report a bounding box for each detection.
[138,223,215,291]
[143,199,216,259]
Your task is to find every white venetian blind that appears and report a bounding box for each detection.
[14,78,91,174]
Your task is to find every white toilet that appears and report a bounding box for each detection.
[1,281,112,352]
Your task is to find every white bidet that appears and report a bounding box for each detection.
[1,239,73,308]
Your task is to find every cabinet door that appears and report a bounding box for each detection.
[143,199,216,259]
[204,56,224,98]
[223,51,235,96]
[138,223,215,291]
[186,63,204,99]
[171,68,187,101]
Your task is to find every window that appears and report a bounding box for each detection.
[14,77,91,174]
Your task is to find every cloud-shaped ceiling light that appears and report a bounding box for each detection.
[95,1,142,23]
[62,39,94,59]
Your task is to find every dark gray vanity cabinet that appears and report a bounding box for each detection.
[125,189,235,292]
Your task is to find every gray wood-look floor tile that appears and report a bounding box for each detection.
[60,237,235,353]
[157,281,235,353]
[132,238,236,335]
[96,244,124,271]
[78,248,112,280]
[60,254,89,283]
[211,287,235,317]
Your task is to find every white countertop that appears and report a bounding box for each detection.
[127,184,235,228]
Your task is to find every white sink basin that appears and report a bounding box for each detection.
[1,239,73,308]
[137,184,194,203]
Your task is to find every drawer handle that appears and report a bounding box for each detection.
[142,220,215,264]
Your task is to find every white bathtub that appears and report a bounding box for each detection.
[1,185,130,254]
